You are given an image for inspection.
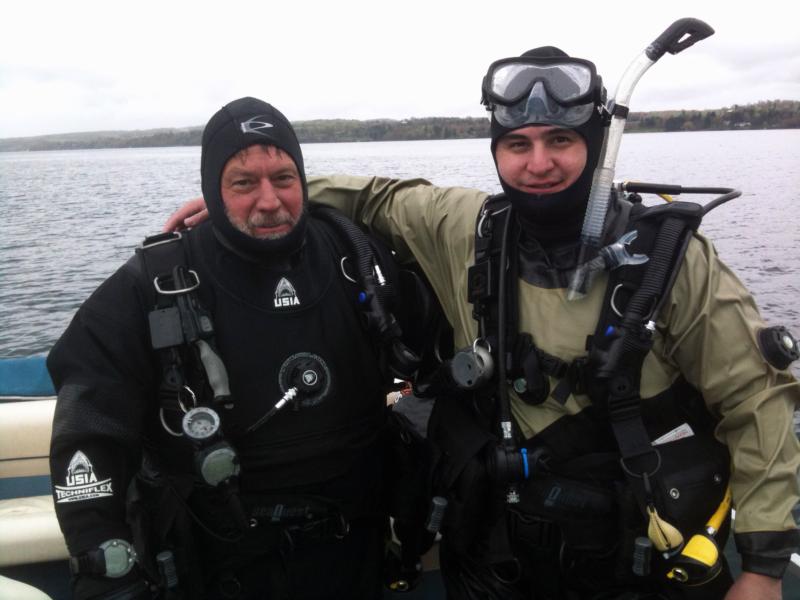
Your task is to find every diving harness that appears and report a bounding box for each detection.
[133,208,421,589]
[416,180,752,588]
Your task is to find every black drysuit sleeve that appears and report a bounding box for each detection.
[47,257,157,596]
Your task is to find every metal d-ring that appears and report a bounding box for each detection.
[477,205,511,238]
[153,270,200,295]
[339,257,357,283]
[159,385,197,437]
[140,231,182,250]
[334,515,351,539]
[477,210,490,238]
[178,385,197,412]
[473,338,492,355]
[159,409,183,437]
[610,283,625,318]
[619,448,662,480]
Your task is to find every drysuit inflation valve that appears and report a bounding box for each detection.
[758,326,800,370]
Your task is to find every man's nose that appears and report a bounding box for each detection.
[525,146,554,175]
[254,178,281,210]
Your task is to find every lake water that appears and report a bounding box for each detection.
[1,129,798,378]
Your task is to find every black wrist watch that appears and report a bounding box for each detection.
[70,538,138,578]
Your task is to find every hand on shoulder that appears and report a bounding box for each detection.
[163,196,208,232]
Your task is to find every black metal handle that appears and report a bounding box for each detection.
[646,18,714,61]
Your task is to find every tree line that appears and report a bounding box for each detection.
[1,100,798,152]
[625,100,800,132]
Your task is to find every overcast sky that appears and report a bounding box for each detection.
[2,0,798,139]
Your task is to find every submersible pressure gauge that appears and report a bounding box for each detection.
[182,406,240,486]
[182,406,221,441]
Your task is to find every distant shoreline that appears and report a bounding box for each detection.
[1,100,798,153]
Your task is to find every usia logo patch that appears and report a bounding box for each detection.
[274,277,300,308]
[54,450,113,504]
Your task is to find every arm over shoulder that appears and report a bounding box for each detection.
[308,175,488,328]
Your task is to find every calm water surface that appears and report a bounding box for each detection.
[1,130,798,377]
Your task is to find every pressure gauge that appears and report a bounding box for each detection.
[182,406,221,441]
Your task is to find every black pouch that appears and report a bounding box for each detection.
[126,473,203,599]
[651,432,730,536]
[428,393,497,555]
[386,397,437,557]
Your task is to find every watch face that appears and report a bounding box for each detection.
[182,407,220,440]
[100,539,136,578]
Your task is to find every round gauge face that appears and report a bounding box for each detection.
[182,407,220,440]
[99,539,136,578]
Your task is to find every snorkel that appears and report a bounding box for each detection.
[567,18,715,300]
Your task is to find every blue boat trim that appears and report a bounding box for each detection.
[0,475,52,501]
[0,355,55,397]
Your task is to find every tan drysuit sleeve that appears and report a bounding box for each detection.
[659,234,800,536]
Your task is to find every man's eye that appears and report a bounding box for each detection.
[552,135,576,145]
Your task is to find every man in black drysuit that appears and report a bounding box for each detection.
[47,96,430,599]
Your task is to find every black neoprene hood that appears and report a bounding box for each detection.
[200,96,308,257]
[488,47,607,242]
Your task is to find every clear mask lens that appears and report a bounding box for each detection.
[494,82,595,129]
[489,62,594,105]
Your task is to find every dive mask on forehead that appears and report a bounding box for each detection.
[482,57,602,128]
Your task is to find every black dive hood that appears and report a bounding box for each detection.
[201,97,308,259]
[490,47,606,245]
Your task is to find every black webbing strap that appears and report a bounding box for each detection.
[601,213,697,490]
[469,196,597,407]
[137,232,193,402]
[468,195,513,344]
